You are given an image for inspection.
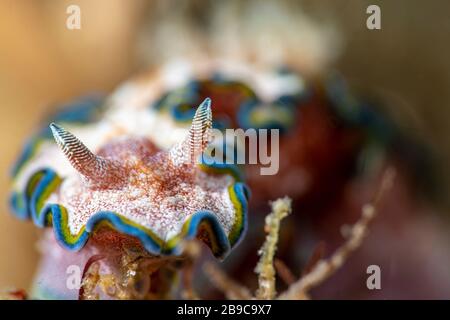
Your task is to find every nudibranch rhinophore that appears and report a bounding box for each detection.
[10,96,249,299]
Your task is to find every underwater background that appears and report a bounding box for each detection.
[0,0,449,297]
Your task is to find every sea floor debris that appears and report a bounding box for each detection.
[204,168,396,300]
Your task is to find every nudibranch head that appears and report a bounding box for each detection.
[11,98,248,259]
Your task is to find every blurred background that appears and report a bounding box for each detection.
[0,0,449,292]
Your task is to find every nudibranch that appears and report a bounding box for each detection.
[10,60,408,299]
[10,96,248,299]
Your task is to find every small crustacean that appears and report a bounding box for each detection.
[10,96,248,299]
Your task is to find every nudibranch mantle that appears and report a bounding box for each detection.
[11,97,249,259]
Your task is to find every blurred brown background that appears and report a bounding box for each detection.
[0,0,449,290]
